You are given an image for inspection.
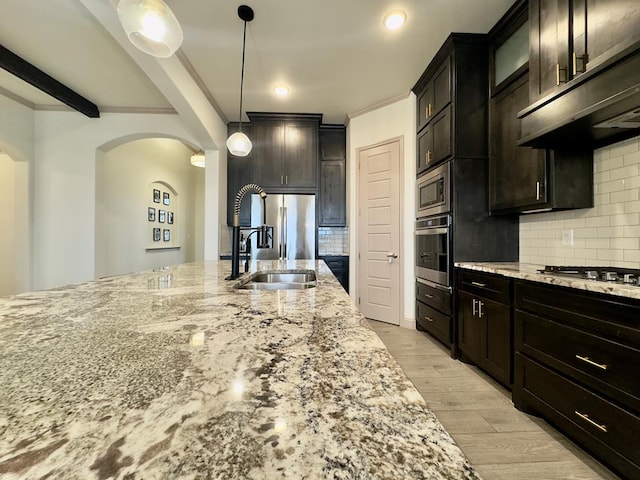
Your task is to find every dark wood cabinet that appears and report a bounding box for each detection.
[322,256,349,292]
[318,126,346,226]
[513,280,640,480]
[416,279,453,349]
[488,0,594,214]
[227,123,253,227]
[529,0,640,103]
[413,34,488,176]
[248,112,320,191]
[456,269,512,387]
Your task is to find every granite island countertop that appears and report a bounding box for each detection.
[455,262,640,300]
[0,260,479,479]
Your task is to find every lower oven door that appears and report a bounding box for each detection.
[416,218,450,286]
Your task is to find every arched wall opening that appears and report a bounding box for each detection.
[95,136,205,278]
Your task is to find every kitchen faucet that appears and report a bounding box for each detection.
[226,183,271,280]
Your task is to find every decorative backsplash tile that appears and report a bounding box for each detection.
[520,135,640,268]
[318,227,349,255]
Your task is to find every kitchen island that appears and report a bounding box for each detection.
[0,260,479,479]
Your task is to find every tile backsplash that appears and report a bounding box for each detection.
[318,227,349,256]
[520,135,640,268]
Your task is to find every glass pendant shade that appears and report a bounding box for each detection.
[226,131,253,157]
[117,0,183,58]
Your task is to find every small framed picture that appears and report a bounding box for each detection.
[153,189,160,203]
[159,210,166,223]
[163,192,170,206]
[148,207,156,222]
[153,228,161,241]
[168,212,174,224]
[163,229,170,242]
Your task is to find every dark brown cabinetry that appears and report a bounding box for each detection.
[226,123,253,226]
[488,0,594,214]
[413,34,488,176]
[514,280,640,480]
[318,125,346,226]
[456,269,512,387]
[321,256,349,292]
[416,279,452,348]
[248,112,320,191]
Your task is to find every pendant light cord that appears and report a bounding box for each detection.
[238,19,248,132]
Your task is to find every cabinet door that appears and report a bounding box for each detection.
[490,74,547,213]
[457,291,482,364]
[417,124,433,175]
[253,120,285,188]
[479,297,512,386]
[417,83,433,133]
[530,0,571,101]
[319,128,345,160]
[319,160,346,226]
[431,105,452,166]
[573,0,640,73]
[284,121,318,189]
[432,57,451,117]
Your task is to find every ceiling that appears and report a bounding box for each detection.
[0,0,514,126]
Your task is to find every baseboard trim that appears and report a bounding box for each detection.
[399,318,416,330]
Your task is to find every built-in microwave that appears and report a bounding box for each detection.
[416,162,450,218]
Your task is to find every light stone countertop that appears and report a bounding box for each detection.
[0,260,479,479]
[455,262,640,300]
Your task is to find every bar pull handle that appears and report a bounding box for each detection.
[536,181,541,201]
[478,301,484,318]
[573,52,587,75]
[285,175,288,185]
[427,103,433,117]
[425,105,429,119]
[472,299,477,316]
[423,293,434,299]
[425,150,432,165]
[424,316,435,323]
[575,411,608,433]
[556,64,568,85]
[575,355,608,371]
[281,175,284,185]
[471,281,487,288]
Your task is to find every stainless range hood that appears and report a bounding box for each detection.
[518,42,640,149]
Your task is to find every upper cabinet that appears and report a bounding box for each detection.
[248,112,321,191]
[318,125,346,226]
[413,34,488,176]
[520,0,640,148]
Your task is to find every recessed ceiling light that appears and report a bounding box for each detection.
[384,10,406,30]
[274,86,290,97]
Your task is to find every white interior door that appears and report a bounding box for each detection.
[357,138,402,325]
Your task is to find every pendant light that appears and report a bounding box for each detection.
[117,0,183,58]
[226,5,254,157]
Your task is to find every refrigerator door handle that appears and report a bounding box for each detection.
[282,206,288,258]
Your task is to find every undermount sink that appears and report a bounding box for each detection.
[234,270,317,290]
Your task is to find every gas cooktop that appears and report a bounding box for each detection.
[538,266,640,286]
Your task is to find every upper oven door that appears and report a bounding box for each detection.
[415,215,450,287]
[416,163,450,217]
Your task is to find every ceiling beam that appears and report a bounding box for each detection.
[0,44,100,118]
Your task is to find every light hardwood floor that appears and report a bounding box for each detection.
[367,320,621,480]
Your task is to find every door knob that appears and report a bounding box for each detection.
[387,252,398,264]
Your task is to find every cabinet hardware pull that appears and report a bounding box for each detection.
[428,103,433,117]
[426,150,432,164]
[425,105,429,119]
[471,281,487,287]
[574,411,608,433]
[281,175,284,185]
[575,355,608,371]
[573,52,587,75]
[536,181,541,200]
[478,301,484,318]
[556,64,568,85]
[424,316,435,322]
[472,299,477,316]
[423,293,434,299]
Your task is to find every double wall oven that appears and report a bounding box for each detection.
[415,162,453,347]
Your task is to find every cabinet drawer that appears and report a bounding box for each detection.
[457,269,510,303]
[416,300,451,347]
[516,311,640,412]
[515,354,640,480]
[416,280,451,315]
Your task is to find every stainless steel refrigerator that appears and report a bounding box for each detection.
[251,194,315,260]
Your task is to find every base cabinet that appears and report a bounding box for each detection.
[514,280,640,480]
[416,279,452,349]
[456,269,512,387]
[321,256,348,293]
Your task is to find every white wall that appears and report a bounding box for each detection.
[33,110,222,291]
[95,138,204,277]
[347,94,417,328]
[0,95,34,295]
[521,135,640,267]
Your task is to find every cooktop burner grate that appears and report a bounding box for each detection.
[538,266,640,285]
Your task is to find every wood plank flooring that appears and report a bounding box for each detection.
[367,320,621,480]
